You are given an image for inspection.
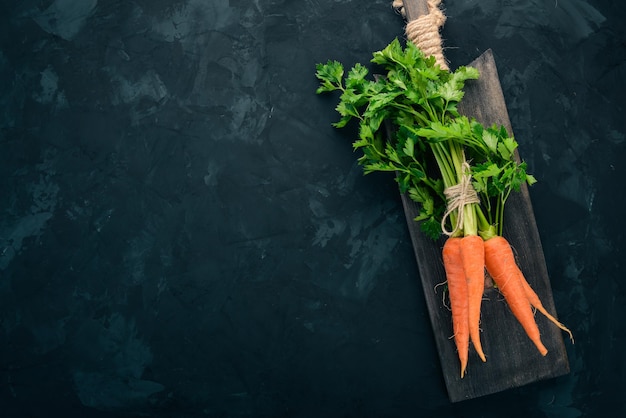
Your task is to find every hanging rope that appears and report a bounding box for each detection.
[392,0,449,70]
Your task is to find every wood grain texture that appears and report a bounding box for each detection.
[401,0,429,18]
[395,48,570,402]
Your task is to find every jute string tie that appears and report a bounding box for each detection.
[392,0,449,70]
[441,162,480,236]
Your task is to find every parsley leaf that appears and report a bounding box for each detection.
[315,38,537,239]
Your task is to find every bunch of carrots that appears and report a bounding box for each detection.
[423,115,574,377]
[441,196,575,377]
[444,231,574,377]
[315,39,573,378]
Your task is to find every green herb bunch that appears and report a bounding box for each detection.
[315,38,536,240]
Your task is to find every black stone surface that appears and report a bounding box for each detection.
[0,0,624,416]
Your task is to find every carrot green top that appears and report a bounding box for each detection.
[316,38,536,240]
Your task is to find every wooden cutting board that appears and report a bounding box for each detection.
[396,0,571,402]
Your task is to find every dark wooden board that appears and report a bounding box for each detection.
[396,48,571,402]
[399,0,429,18]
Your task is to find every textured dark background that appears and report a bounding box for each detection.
[1,0,624,416]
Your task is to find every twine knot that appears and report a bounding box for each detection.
[441,162,480,236]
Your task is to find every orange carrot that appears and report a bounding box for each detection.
[442,237,470,377]
[460,235,487,362]
[519,273,574,343]
[484,236,548,356]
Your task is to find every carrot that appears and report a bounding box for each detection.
[519,273,574,343]
[442,237,470,377]
[460,235,487,362]
[484,236,548,356]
